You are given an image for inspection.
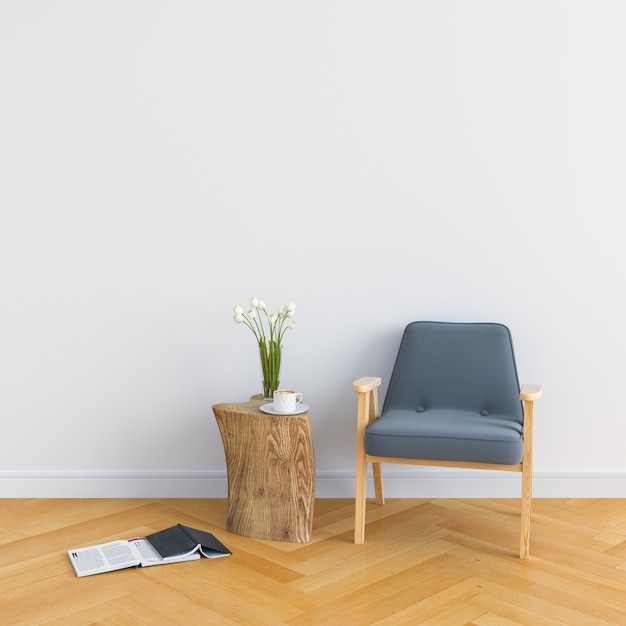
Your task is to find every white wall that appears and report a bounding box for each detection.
[2,1,625,497]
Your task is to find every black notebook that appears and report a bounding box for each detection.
[145,524,232,559]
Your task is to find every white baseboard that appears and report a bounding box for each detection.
[316,469,626,499]
[0,471,228,498]
[2,469,626,498]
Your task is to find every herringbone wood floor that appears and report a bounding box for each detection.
[2,498,626,625]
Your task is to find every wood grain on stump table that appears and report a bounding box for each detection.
[212,395,315,543]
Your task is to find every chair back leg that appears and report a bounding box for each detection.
[372,462,384,505]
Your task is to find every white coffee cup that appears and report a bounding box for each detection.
[273,389,303,413]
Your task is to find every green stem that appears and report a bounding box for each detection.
[259,339,281,399]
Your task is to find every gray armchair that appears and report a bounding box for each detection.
[354,321,541,558]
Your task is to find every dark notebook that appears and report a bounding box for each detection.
[145,524,231,559]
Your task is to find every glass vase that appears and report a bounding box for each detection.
[259,340,281,400]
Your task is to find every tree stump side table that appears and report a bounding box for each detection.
[212,395,315,543]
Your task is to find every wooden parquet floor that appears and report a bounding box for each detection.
[2,498,626,625]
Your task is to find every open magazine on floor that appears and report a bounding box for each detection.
[68,526,231,578]
[144,524,232,560]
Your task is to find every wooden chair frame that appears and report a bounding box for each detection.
[354,376,542,558]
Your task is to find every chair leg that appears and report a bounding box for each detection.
[355,455,367,544]
[354,384,382,544]
[372,462,384,505]
[519,398,535,558]
[520,461,532,558]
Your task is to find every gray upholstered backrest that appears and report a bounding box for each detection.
[382,322,523,421]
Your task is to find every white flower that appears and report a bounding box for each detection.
[232,297,297,346]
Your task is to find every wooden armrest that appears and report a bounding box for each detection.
[520,384,542,401]
[353,377,382,393]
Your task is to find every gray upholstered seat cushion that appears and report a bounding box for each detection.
[364,407,523,464]
[363,322,524,465]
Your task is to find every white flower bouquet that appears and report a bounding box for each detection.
[233,297,296,399]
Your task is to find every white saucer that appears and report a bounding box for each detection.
[260,403,310,416]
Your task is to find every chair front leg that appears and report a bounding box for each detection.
[520,455,532,559]
[519,385,540,558]
[353,378,382,545]
[355,443,367,544]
